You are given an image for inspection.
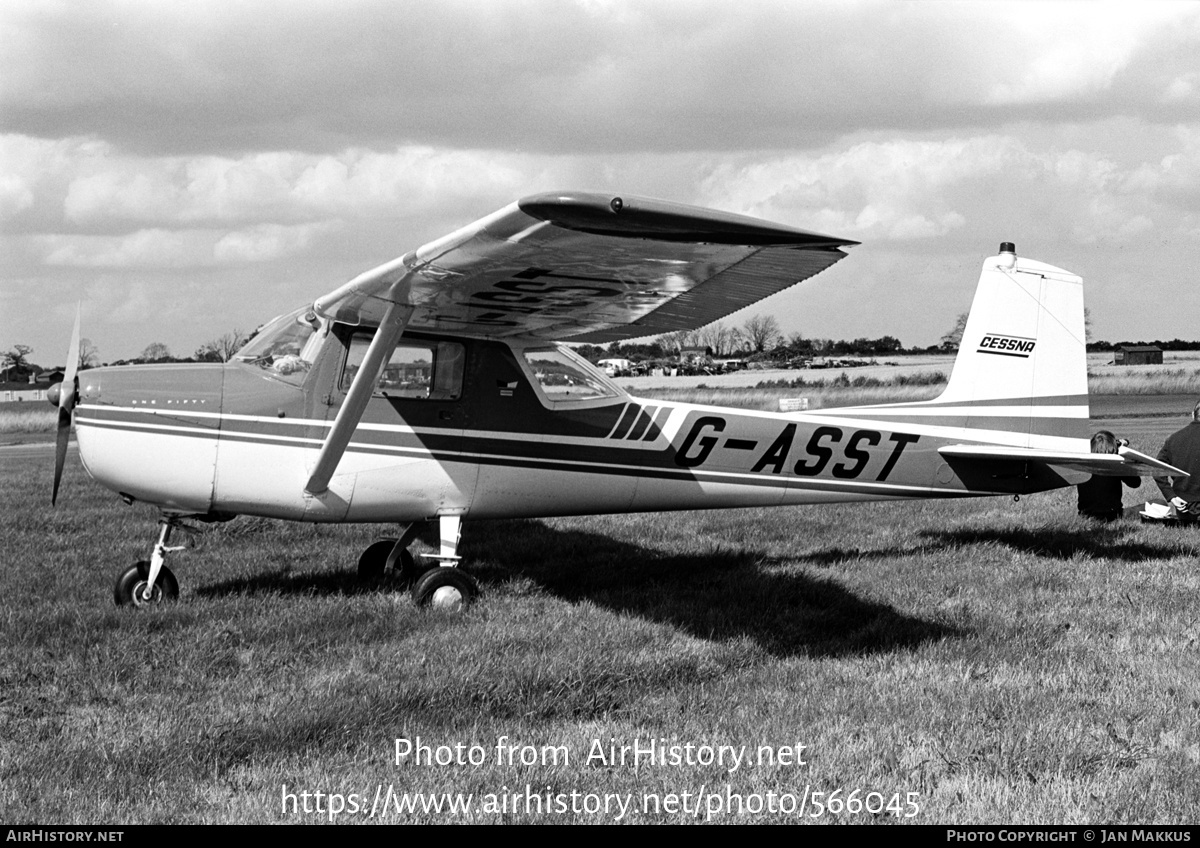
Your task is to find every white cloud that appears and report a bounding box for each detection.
[694,132,1200,249]
[0,134,106,224]
[34,223,329,268]
[213,222,336,263]
[5,2,1200,354]
[983,11,1144,104]
[1161,73,1198,103]
[80,276,191,329]
[38,229,211,268]
[0,172,33,217]
[698,137,1027,241]
[4,2,1199,155]
[1124,127,1200,208]
[56,143,530,227]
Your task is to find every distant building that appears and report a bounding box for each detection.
[1113,344,1163,366]
[0,378,50,402]
[0,370,63,403]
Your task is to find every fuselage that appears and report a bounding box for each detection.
[71,321,1086,523]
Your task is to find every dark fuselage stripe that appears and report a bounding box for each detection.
[609,403,640,439]
[74,415,960,499]
[626,406,656,440]
[643,406,670,441]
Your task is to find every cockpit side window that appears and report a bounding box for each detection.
[341,336,465,400]
[521,346,620,404]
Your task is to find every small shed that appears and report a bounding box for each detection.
[1113,345,1163,366]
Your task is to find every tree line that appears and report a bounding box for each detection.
[1,330,250,379]
[10,309,1198,380]
[574,313,926,365]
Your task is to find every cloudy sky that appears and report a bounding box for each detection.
[4,0,1200,364]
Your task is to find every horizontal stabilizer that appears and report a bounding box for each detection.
[939,444,1187,478]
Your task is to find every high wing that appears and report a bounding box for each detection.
[304,192,854,494]
[313,192,857,341]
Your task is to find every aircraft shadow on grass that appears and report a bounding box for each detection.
[197,518,960,659]
[920,523,1195,562]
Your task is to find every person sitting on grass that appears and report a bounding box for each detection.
[1077,430,1139,522]
[1154,398,1200,522]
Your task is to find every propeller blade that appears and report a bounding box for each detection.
[62,305,81,406]
[52,406,71,506]
[51,305,81,506]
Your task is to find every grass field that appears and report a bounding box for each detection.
[2,410,1198,824]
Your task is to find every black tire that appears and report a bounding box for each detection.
[411,567,479,610]
[113,561,179,607]
[357,539,397,582]
[394,549,432,588]
[358,540,427,586]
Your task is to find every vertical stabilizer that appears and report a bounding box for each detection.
[824,244,1090,448]
[935,243,1089,443]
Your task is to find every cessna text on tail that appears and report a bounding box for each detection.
[48,194,1185,609]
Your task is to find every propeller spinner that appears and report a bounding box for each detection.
[50,305,81,505]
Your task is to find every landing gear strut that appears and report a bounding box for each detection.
[113,517,185,607]
[355,514,479,609]
[412,514,478,610]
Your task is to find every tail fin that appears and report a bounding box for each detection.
[823,244,1089,447]
[935,243,1089,443]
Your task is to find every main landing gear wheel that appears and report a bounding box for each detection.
[356,540,423,586]
[411,567,479,611]
[113,561,179,607]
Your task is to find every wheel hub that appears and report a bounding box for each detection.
[429,586,465,610]
[134,581,162,606]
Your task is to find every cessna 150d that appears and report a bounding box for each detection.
[49,192,1185,610]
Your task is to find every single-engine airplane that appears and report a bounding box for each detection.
[48,192,1186,609]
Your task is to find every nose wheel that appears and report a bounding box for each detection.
[113,516,186,608]
[113,561,179,607]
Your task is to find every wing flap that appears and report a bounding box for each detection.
[939,444,1186,478]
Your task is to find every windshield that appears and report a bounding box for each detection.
[233,307,323,384]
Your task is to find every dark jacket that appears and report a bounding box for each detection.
[1155,421,1200,503]
[1077,474,1139,520]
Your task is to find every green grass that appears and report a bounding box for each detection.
[2,423,1199,824]
[1089,366,1200,396]
[638,383,943,411]
[640,367,1200,412]
[0,407,56,436]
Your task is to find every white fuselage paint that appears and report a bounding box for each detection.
[73,392,1089,523]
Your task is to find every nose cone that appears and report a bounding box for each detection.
[46,382,61,407]
[72,363,225,513]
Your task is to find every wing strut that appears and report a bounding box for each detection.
[305,300,413,495]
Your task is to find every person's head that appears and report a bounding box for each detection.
[1090,430,1119,454]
